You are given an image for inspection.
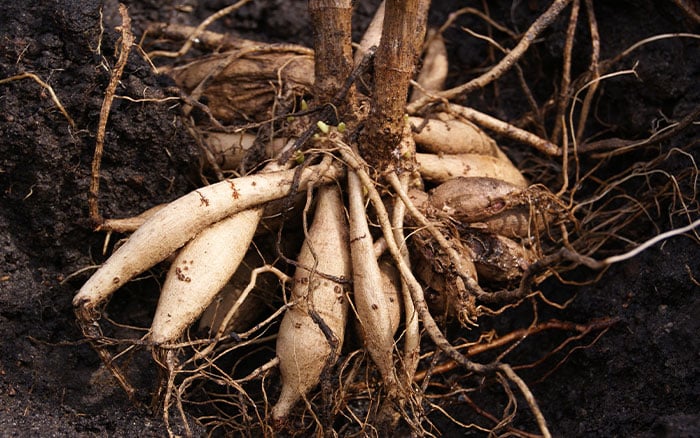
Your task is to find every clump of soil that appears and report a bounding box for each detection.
[1,0,697,436]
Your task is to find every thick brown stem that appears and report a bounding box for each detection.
[360,0,430,170]
[309,0,353,110]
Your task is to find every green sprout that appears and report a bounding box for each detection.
[293,150,305,164]
[316,120,330,134]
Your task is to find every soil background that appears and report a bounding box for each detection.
[0,0,698,436]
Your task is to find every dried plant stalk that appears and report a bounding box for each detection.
[360,0,430,169]
[309,0,353,106]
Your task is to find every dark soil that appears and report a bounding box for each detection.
[1,0,698,436]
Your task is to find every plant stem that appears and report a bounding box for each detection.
[309,0,354,113]
[360,0,430,170]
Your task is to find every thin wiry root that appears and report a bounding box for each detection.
[0,73,75,128]
[90,3,134,225]
[146,0,254,60]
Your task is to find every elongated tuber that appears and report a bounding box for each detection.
[410,115,500,156]
[150,208,263,344]
[416,152,527,187]
[272,184,351,422]
[74,162,340,321]
[348,170,399,393]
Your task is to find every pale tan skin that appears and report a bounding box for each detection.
[428,176,553,239]
[462,232,538,283]
[410,115,501,156]
[73,161,342,330]
[347,169,399,394]
[416,152,528,187]
[272,184,351,422]
[150,208,263,344]
[196,250,278,336]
